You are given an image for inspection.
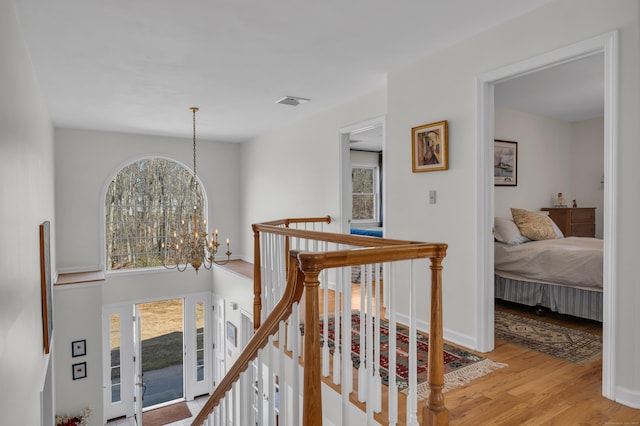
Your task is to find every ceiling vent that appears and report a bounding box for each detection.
[275,96,310,106]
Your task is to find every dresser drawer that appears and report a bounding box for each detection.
[572,223,596,237]
[571,208,596,224]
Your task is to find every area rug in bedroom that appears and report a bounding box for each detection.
[302,311,506,399]
[142,401,191,426]
[495,311,602,364]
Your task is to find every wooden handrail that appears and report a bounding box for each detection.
[191,252,306,425]
[196,217,449,425]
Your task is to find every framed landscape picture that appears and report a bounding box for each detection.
[412,120,448,172]
[494,140,518,186]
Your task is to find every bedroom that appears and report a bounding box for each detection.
[493,53,605,323]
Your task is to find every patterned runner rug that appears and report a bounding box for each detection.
[306,311,506,399]
[495,311,602,364]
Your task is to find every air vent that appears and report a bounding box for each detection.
[275,96,310,106]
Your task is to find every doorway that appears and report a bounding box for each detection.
[477,31,618,398]
[103,293,212,422]
[339,116,386,235]
[136,299,184,408]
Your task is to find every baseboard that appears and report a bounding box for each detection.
[392,312,477,351]
[615,385,640,409]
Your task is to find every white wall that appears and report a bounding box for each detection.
[240,0,640,405]
[240,88,387,255]
[571,117,605,238]
[54,128,243,272]
[495,108,605,237]
[494,107,573,217]
[388,0,638,404]
[211,267,254,365]
[52,128,242,422]
[0,0,56,424]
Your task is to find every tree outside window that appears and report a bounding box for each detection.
[352,166,379,222]
[105,157,205,270]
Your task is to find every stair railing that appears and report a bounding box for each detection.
[192,217,448,426]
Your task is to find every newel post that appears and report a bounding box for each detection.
[252,225,262,331]
[423,256,449,425]
[301,264,323,425]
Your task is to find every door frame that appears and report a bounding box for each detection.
[476,31,618,398]
[103,293,214,421]
[339,116,386,234]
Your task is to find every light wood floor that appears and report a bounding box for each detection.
[316,286,639,425]
[224,261,638,424]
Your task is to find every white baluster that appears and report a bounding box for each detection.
[257,349,264,426]
[278,320,286,426]
[357,263,367,403]
[332,261,342,385]
[291,303,300,425]
[267,335,276,426]
[373,262,382,413]
[388,262,398,425]
[406,261,418,426]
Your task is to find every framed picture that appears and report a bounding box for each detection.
[39,221,53,354]
[494,140,518,186]
[226,321,237,347]
[411,120,448,172]
[72,362,87,380]
[72,340,86,357]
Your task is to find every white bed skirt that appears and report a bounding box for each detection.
[494,275,602,322]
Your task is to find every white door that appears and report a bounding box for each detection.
[212,295,226,387]
[134,305,143,425]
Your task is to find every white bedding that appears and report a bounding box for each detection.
[494,237,603,292]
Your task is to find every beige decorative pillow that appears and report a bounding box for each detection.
[510,208,558,241]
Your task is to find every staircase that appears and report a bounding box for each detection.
[192,216,448,425]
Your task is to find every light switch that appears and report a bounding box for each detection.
[429,190,437,204]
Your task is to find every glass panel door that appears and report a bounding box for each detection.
[185,293,211,399]
[136,299,185,408]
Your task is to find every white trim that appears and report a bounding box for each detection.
[614,386,640,409]
[393,312,477,351]
[339,116,386,234]
[476,31,618,398]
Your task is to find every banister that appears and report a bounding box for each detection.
[191,252,306,426]
[252,216,331,330]
[198,216,449,425]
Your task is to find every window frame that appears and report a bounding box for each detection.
[102,155,210,274]
[351,163,380,225]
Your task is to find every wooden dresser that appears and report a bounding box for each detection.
[541,207,596,237]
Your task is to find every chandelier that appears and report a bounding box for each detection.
[162,107,231,273]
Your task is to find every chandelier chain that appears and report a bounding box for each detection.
[192,107,198,180]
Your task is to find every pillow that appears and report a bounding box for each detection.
[494,217,530,245]
[537,211,564,239]
[511,208,558,241]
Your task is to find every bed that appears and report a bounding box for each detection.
[494,213,603,322]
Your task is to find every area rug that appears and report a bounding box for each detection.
[142,401,191,426]
[495,311,602,364]
[303,311,506,399]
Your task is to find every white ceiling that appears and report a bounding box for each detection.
[495,53,604,122]
[13,0,556,143]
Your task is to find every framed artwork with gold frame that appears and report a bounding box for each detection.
[412,120,448,172]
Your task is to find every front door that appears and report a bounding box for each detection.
[103,294,212,422]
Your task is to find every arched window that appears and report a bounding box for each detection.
[105,157,205,270]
